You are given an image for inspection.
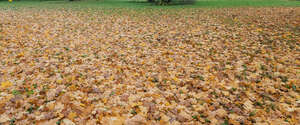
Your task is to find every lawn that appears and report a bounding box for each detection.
[0,0,299,9]
[0,0,299,125]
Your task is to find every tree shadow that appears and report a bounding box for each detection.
[126,1,149,4]
[123,0,196,6]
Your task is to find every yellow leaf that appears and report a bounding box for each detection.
[137,102,143,106]
[56,79,63,84]
[69,84,77,91]
[109,76,114,81]
[1,81,13,89]
[80,103,86,107]
[172,76,179,82]
[17,52,24,57]
[140,43,146,47]
[256,28,262,32]
[205,65,211,71]
[152,94,160,98]
[148,82,155,88]
[103,98,108,103]
[78,78,84,82]
[131,102,139,107]
[279,97,285,103]
[208,75,216,81]
[170,85,176,89]
[165,102,171,106]
[233,18,238,22]
[134,73,139,77]
[68,112,77,120]
[67,76,76,83]
[30,62,35,66]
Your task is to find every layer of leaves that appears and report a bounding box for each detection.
[0,7,299,124]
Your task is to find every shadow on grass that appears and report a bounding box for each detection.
[119,0,196,6]
[125,0,149,3]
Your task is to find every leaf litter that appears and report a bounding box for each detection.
[0,7,299,125]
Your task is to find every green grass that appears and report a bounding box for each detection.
[0,0,299,9]
[195,0,300,7]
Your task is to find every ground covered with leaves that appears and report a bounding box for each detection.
[0,7,299,125]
